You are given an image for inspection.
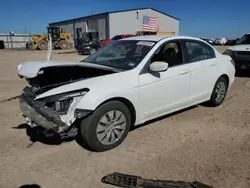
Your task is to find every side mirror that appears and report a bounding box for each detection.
[149,61,169,72]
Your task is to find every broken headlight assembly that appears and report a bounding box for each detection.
[44,89,89,115]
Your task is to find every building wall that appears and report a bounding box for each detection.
[109,11,138,38]
[49,9,179,41]
[109,9,179,38]
[49,14,108,43]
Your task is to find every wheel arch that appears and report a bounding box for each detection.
[219,74,229,87]
[96,97,136,126]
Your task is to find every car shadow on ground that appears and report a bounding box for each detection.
[12,124,75,147]
[55,51,77,54]
[12,123,94,151]
[19,184,41,188]
[235,69,250,78]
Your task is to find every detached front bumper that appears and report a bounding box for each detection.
[19,94,68,133]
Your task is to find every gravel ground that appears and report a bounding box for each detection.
[0,46,249,188]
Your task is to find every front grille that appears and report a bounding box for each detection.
[237,51,250,55]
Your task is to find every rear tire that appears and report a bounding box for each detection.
[79,101,131,152]
[59,40,68,49]
[208,76,228,107]
[37,40,47,50]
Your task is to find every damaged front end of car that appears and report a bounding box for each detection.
[19,86,92,138]
[17,60,120,138]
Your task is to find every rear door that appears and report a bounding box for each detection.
[181,39,218,102]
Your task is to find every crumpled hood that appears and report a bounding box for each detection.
[227,44,250,51]
[35,68,139,100]
[17,60,119,78]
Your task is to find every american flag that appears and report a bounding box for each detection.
[142,16,159,32]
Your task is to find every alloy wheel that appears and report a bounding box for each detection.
[96,110,127,145]
[215,81,226,103]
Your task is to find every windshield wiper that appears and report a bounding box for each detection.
[102,172,213,188]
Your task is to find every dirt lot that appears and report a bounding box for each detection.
[0,46,249,188]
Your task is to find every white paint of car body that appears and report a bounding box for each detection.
[18,35,236,128]
[59,95,84,126]
[227,44,250,51]
[149,61,169,72]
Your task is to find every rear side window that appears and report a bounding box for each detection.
[183,40,215,63]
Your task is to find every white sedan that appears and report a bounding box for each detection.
[18,35,235,152]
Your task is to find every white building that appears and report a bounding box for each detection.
[49,7,179,45]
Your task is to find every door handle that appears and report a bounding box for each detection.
[179,71,189,75]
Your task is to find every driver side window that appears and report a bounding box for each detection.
[151,41,183,67]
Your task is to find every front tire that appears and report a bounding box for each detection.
[208,76,228,107]
[79,101,132,152]
[59,40,68,49]
[37,40,48,50]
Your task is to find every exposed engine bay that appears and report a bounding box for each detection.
[24,66,117,94]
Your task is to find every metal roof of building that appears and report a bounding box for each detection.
[49,7,179,25]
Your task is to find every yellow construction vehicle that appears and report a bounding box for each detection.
[26,27,74,50]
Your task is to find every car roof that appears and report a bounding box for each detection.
[121,35,206,42]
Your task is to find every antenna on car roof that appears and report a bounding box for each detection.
[47,34,52,61]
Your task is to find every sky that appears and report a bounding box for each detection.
[0,0,249,38]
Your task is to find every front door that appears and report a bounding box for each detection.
[139,40,191,121]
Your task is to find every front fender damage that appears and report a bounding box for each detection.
[19,88,92,138]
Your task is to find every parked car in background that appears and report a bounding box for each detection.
[76,31,101,55]
[100,34,137,47]
[214,37,227,45]
[207,38,214,45]
[225,39,238,46]
[77,39,101,55]
[224,33,250,69]
[17,35,235,152]
[200,38,214,45]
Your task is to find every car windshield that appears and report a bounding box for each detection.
[111,35,123,40]
[81,40,156,70]
[238,34,250,45]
